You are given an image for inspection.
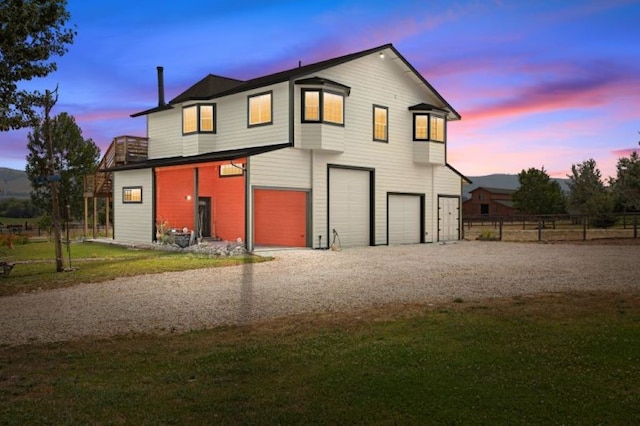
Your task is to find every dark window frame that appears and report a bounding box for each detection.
[219,163,245,178]
[412,112,446,143]
[122,186,143,204]
[301,89,345,127]
[247,91,273,128]
[182,103,216,135]
[372,104,389,143]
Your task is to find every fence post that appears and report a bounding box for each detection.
[537,218,542,242]
[634,214,638,239]
[583,216,587,241]
[499,218,503,241]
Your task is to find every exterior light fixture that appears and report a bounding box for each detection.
[379,51,385,59]
[185,195,192,201]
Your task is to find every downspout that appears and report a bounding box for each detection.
[152,167,156,242]
[194,167,199,238]
[245,157,252,251]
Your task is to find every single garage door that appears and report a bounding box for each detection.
[388,194,422,245]
[438,196,459,241]
[254,189,307,247]
[329,168,370,247]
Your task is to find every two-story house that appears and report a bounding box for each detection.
[103,43,469,250]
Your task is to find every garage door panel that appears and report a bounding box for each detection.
[329,168,370,248]
[255,189,307,247]
[389,195,421,245]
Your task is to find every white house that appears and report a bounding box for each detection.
[103,43,469,251]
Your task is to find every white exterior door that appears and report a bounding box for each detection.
[438,196,459,241]
[388,194,421,245]
[329,168,370,247]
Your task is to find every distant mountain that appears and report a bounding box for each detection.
[464,174,570,200]
[0,167,31,199]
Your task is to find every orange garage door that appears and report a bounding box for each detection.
[254,189,307,247]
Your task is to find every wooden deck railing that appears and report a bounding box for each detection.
[85,135,149,197]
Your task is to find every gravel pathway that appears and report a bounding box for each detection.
[1,241,639,345]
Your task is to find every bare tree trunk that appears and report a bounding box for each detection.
[44,90,64,272]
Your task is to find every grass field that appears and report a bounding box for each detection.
[0,240,268,296]
[0,292,638,423]
[1,239,639,423]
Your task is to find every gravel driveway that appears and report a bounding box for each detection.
[1,241,639,345]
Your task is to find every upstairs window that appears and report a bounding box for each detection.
[413,113,446,142]
[183,104,216,134]
[302,89,344,126]
[248,92,272,127]
[304,90,320,121]
[373,105,388,142]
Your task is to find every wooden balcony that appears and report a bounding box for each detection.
[85,135,149,197]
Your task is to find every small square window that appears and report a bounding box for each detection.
[373,105,388,142]
[122,186,142,203]
[248,92,272,127]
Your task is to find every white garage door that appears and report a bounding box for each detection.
[329,168,370,247]
[388,194,421,244]
[438,196,459,241]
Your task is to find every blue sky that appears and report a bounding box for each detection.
[2,0,639,179]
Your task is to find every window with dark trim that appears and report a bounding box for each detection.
[248,91,272,127]
[413,113,446,142]
[301,89,344,125]
[219,163,244,177]
[122,186,142,203]
[373,105,388,142]
[182,104,216,135]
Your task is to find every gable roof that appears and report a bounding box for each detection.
[132,43,460,119]
[471,187,517,195]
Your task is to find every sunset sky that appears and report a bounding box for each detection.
[2,0,639,179]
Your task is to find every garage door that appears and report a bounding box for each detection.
[388,194,422,245]
[254,189,307,247]
[329,168,370,247]
[438,196,459,241]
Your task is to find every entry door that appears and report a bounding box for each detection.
[198,197,211,238]
[438,196,459,241]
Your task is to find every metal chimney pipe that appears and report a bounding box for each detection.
[156,66,165,106]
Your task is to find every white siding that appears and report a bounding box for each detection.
[296,49,461,246]
[148,109,182,159]
[215,83,290,151]
[113,169,153,244]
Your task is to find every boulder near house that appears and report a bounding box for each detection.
[97,44,469,250]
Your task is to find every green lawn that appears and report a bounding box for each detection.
[0,240,268,296]
[0,292,638,424]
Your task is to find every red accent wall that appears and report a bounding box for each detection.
[254,189,307,247]
[155,166,195,231]
[155,161,245,242]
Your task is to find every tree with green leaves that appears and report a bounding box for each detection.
[26,112,100,221]
[567,158,613,216]
[611,150,640,212]
[0,0,75,131]
[512,167,566,215]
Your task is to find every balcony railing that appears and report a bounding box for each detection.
[85,135,149,197]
